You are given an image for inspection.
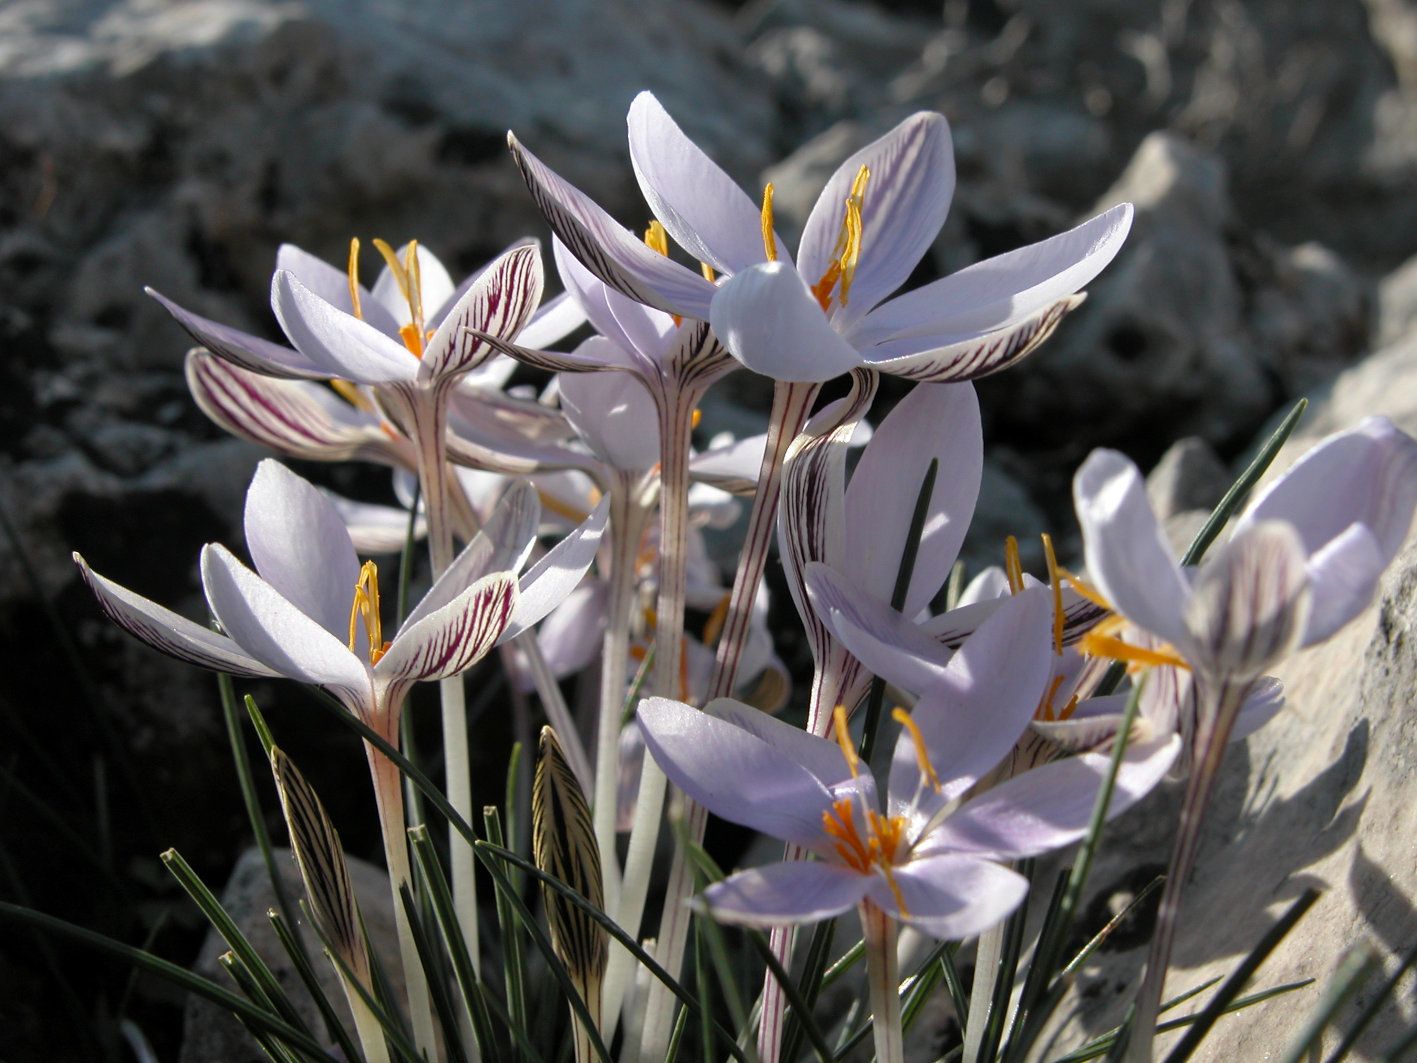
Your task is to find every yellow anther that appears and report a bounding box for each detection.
[702,593,731,648]
[536,489,590,526]
[810,165,870,312]
[760,183,778,262]
[347,561,388,665]
[820,787,911,915]
[330,379,373,412]
[1003,535,1025,595]
[1041,533,1065,655]
[891,707,942,794]
[372,239,410,301]
[346,238,363,320]
[700,261,718,283]
[831,705,860,780]
[1079,631,1192,674]
[1060,568,1112,611]
[398,324,425,358]
[644,220,670,257]
[691,407,702,430]
[404,240,424,338]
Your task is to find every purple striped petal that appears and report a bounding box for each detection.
[507,133,716,319]
[147,288,326,380]
[74,553,279,679]
[700,862,869,928]
[627,91,783,276]
[243,460,361,642]
[421,244,544,383]
[798,112,955,327]
[375,572,516,684]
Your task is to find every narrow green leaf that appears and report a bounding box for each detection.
[396,885,470,1063]
[781,919,836,1063]
[218,951,304,1063]
[267,909,363,1063]
[485,806,529,1061]
[1062,874,1162,978]
[1325,936,1417,1062]
[821,939,865,988]
[1278,946,1380,1063]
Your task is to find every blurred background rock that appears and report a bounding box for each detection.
[2,0,1415,1057]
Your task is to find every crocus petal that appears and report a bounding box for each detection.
[844,382,981,615]
[147,288,326,380]
[1300,524,1384,645]
[710,262,863,382]
[1074,449,1193,648]
[1231,675,1284,743]
[276,244,400,337]
[690,432,769,497]
[185,351,405,466]
[706,698,857,790]
[376,572,516,684]
[1182,521,1311,679]
[559,371,661,471]
[1236,416,1417,569]
[850,204,1133,349]
[807,563,953,694]
[921,734,1180,861]
[271,270,415,384]
[798,112,955,326]
[507,133,716,319]
[871,855,1027,940]
[860,296,1083,382]
[627,91,782,276]
[888,588,1054,821]
[327,492,427,556]
[518,290,587,350]
[74,554,279,679]
[243,460,361,641]
[700,862,869,928]
[534,582,609,678]
[403,480,540,630]
[422,244,544,383]
[200,544,372,704]
[503,496,609,639]
[636,697,840,851]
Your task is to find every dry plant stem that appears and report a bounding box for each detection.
[862,900,905,1063]
[365,731,439,1055]
[637,378,822,1063]
[593,480,648,918]
[407,391,482,978]
[604,392,699,1045]
[964,913,1008,1063]
[1126,679,1248,1062]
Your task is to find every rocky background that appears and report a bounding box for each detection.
[2,0,1416,1058]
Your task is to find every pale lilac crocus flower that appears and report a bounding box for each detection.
[74,460,602,1051]
[638,589,1178,1063]
[1071,416,1417,1060]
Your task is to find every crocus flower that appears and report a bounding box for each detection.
[509,91,1133,384]
[1070,416,1417,1061]
[636,589,1179,934]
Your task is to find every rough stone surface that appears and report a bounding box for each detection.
[1145,436,1230,522]
[180,846,402,1063]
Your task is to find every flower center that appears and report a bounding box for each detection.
[758,165,871,315]
[347,560,392,665]
[823,706,911,914]
[346,237,435,357]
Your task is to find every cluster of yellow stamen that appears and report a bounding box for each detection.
[347,561,391,665]
[758,166,871,314]
[820,706,914,915]
[1001,533,1082,721]
[346,237,434,357]
[1065,571,1192,674]
[643,221,685,327]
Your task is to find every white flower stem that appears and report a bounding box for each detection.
[1127,678,1247,1062]
[407,389,481,976]
[592,479,647,919]
[364,729,440,1057]
[603,393,698,1043]
[516,629,594,791]
[636,379,821,1063]
[963,920,1007,1063]
[862,900,905,1063]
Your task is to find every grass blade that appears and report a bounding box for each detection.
[1324,936,1417,1062]
[396,885,470,1063]
[485,807,529,1061]
[1278,946,1380,1063]
[268,909,363,1063]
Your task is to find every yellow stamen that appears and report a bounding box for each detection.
[809,165,869,312]
[347,561,389,665]
[891,707,942,794]
[404,240,424,339]
[330,378,373,412]
[702,593,731,648]
[1079,631,1192,673]
[628,644,647,662]
[346,238,363,320]
[831,705,860,780]
[536,489,590,526]
[1060,568,1112,610]
[1003,535,1025,595]
[700,261,717,283]
[820,797,911,916]
[644,220,670,257]
[1041,533,1065,655]
[372,239,410,301]
[760,183,778,262]
[398,324,425,358]
[691,407,702,430]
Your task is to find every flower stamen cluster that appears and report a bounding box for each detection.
[348,560,391,665]
[809,165,870,312]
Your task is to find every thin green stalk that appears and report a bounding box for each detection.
[780,919,837,1063]
[218,952,304,1063]
[485,808,528,1061]
[1324,935,1417,1062]
[1061,874,1161,978]
[696,920,716,1063]
[311,903,425,1063]
[397,885,471,1063]
[1277,947,1379,1063]
[268,909,364,1063]
[821,939,865,988]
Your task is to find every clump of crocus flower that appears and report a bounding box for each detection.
[34,87,1417,1063]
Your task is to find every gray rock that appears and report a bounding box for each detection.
[1145,436,1229,522]
[181,845,403,1063]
